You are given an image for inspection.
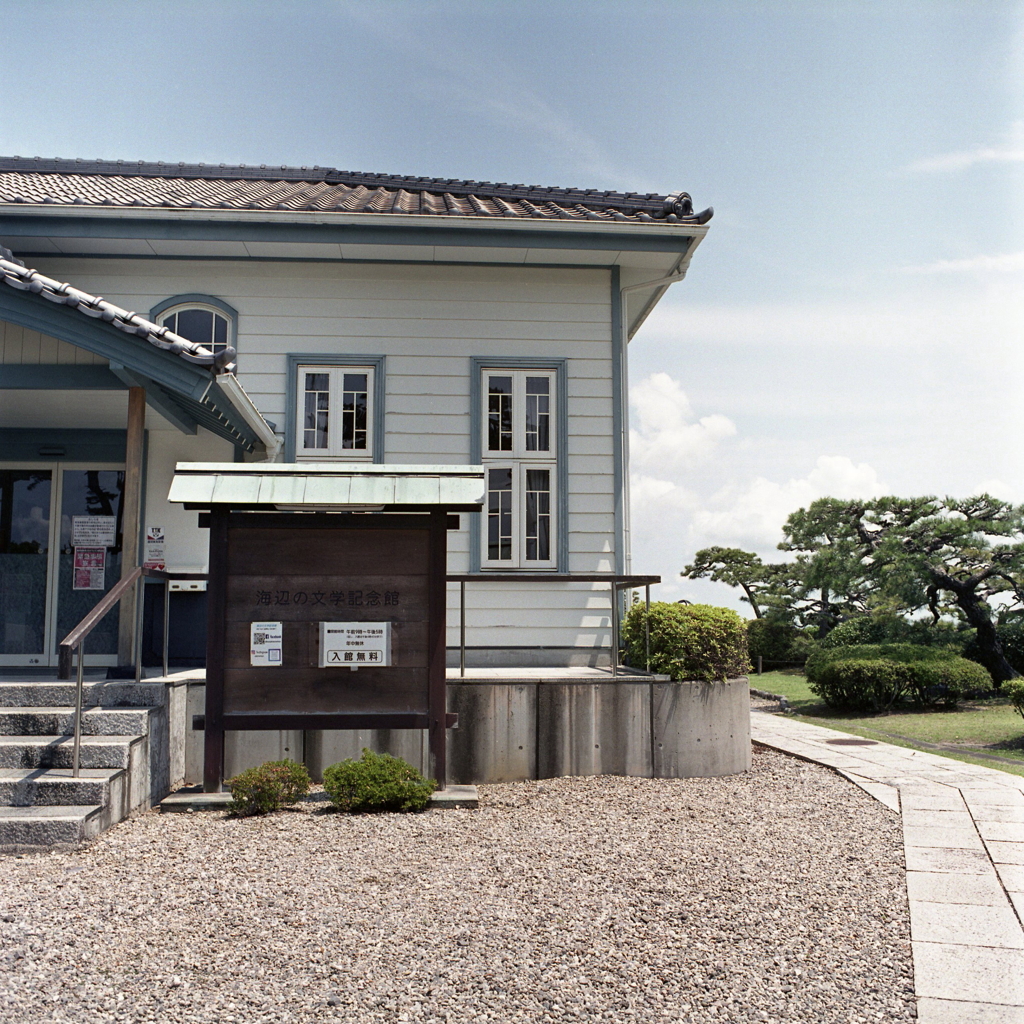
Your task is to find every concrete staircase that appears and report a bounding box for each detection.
[0,678,186,852]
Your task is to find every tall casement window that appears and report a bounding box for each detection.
[295,365,375,460]
[481,369,557,569]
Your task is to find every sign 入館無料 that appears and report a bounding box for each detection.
[319,621,391,668]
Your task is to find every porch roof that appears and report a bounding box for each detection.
[0,248,278,453]
[168,462,486,512]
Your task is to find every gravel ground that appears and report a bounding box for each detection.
[0,747,914,1024]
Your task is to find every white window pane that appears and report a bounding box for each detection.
[525,468,551,561]
[488,375,513,452]
[341,373,369,450]
[487,467,513,561]
[175,308,214,348]
[525,376,550,452]
[303,372,330,449]
[213,315,228,353]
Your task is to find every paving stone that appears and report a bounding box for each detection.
[909,900,1024,948]
[906,870,1009,907]
[1010,891,1024,920]
[998,864,1024,891]
[962,789,1024,807]
[901,791,969,812]
[917,997,1024,1023]
[903,825,987,851]
[905,846,994,874]
[973,806,1024,824]
[912,942,1024,1004]
[977,820,1024,842]
[986,842,1024,865]
[902,807,975,828]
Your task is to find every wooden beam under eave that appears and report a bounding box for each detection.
[117,387,145,668]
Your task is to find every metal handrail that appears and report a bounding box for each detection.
[447,573,658,678]
[57,567,208,776]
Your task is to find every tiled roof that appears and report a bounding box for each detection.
[0,157,712,225]
[0,246,233,370]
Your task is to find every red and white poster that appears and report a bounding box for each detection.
[73,547,106,591]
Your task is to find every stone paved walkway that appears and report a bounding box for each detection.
[751,711,1024,1024]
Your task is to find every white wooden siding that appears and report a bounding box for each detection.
[28,258,622,658]
[0,321,105,364]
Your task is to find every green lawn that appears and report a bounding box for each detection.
[751,669,1024,779]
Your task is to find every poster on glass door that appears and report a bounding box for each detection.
[73,547,106,590]
[71,515,117,548]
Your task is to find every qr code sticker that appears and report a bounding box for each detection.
[253,633,270,645]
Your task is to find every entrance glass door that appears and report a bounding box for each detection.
[0,464,126,667]
[0,470,52,663]
[55,469,125,660]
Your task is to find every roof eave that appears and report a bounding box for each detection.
[0,202,712,238]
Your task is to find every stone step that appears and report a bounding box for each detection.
[0,681,172,709]
[0,768,122,807]
[0,734,145,771]
[0,804,106,851]
[0,707,153,737]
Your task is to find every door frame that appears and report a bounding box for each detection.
[0,460,126,667]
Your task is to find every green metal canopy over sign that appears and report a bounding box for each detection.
[169,462,484,791]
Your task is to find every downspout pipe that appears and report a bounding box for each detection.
[215,371,283,460]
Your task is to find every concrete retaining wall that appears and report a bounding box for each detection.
[189,677,750,785]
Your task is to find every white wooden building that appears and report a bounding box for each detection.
[0,158,712,671]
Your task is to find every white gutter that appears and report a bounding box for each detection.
[619,226,710,340]
[0,202,709,238]
[213,372,282,460]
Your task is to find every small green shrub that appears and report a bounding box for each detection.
[747,618,815,664]
[1004,679,1024,722]
[226,758,311,817]
[806,644,991,711]
[323,749,436,813]
[621,602,750,682]
[808,658,913,712]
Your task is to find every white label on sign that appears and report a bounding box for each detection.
[250,621,284,666]
[319,621,391,668]
[72,515,117,548]
[144,526,166,571]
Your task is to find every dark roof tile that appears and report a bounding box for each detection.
[0,157,713,225]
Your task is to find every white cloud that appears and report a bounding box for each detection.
[690,456,888,551]
[902,121,1024,174]
[637,286,1024,360]
[629,372,736,474]
[971,479,1024,504]
[901,252,1024,275]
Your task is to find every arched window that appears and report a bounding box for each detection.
[150,295,238,359]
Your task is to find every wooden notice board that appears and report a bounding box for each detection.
[202,510,452,791]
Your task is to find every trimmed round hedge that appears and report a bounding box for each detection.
[805,643,991,712]
[620,602,750,682]
[819,616,967,651]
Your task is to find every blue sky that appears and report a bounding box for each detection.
[2,0,1022,610]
